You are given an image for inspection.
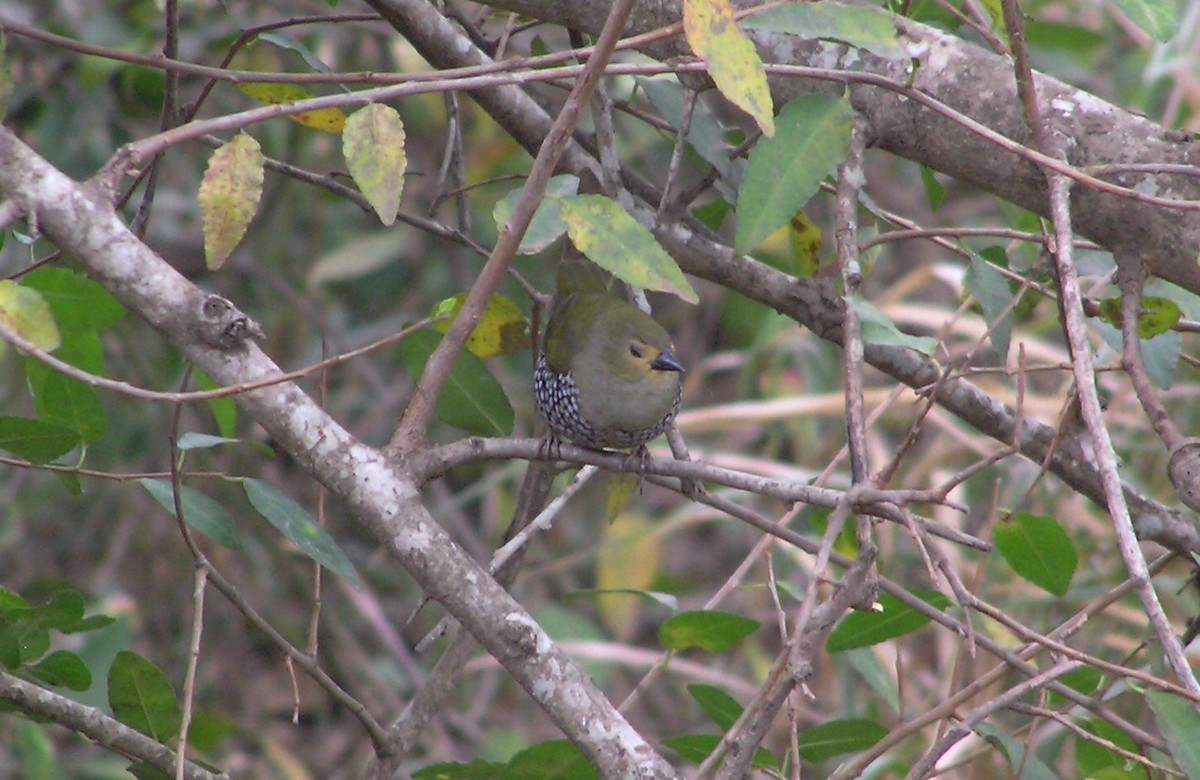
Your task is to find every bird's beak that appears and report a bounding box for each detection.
[652,348,685,373]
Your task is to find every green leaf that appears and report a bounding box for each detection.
[1109,0,1177,42]
[734,95,855,254]
[658,610,759,652]
[1047,665,1103,706]
[412,758,505,779]
[1093,320,1178,390]
[399,328,514,438]
[826,590,949,652]
[661,734,778,770]
[493,174,578,254]
[343,103,407,225]
[965,254,1014,361]
[12,720,54,780]
[505,740,597,779]
[638,77,737,180]
[688,684,743,730]
[107,650,181,742]
[1148,690,1200,779]
[28,650,92,691]
[1097,295,1182,339]
[975,722,1060,780]
[847,296,939,355]
[193,369,237,438]
[1075,717,1138,777]
[993,512,1077,597]
[0,614,22,669]
[138,478,243,550]
[30,369,107,444]
[743,1,907,59]
[842,647,900,712]
[242,477,362,589]
[127,762,175,780]
[796,718,889,762]
[176,432,242,451]
[0,415,79,464]
[35,589,85,631]
[558,194,699,303]
[919,165,945,211]
[20,267,125,332]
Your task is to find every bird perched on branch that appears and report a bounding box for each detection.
[534,263,684,452]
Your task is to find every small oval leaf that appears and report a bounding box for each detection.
[19,268,125,333]
[826,590,949,652]
[29,650,92,691]
[108,650,181,742]
[493,175,577,254]
[138,478,243,550]
[993,512,1077,597]
[658,610,759,652]
[0,415,79,464]
[735,95,855,253]
[796,718,889,762]
[399,328,514,437]
[242,478,362,589]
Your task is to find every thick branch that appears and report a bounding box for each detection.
[0,126,680,780]
[474,0,1200,295]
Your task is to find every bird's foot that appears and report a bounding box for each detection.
[537,432,564,461]
[620,445,651,494]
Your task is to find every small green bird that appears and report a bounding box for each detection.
[534,273,684,452]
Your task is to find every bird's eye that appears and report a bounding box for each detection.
[629,343,644,359]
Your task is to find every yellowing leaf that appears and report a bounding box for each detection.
[238,82,346,133]
[557,194,699,304]
[789,213,823,277]
[199,132,264,270]
[596,512,660,639]
[431,292,531,358]
[343,104,407,226]
[0,281,61,352]
[684,0,775,137]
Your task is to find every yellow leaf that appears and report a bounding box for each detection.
[0,281,60,352]
[596,511,661,640]
[343,104,407,225]
[684,0,775,137]
[199,131,264,269]
[430,293,531,358]
[605,473,638,521]
[238,82,346,133]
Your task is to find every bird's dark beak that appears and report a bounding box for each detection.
[652,348,685,373]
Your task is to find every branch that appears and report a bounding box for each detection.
[0,670,227,780]
[0,125,681,780]
[386,0,640,449]
[468,0,1200,296]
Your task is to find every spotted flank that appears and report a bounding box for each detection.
[534,352,681,450]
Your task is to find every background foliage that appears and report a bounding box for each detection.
[3,0,1200,777]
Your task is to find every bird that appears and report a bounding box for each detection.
[534,267,684,453]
